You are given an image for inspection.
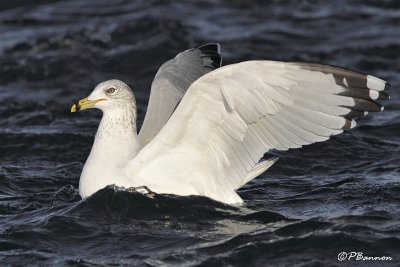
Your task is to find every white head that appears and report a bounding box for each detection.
[71,79,135,113]
[74,80,142,199]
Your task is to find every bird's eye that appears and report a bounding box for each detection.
[106,87,116,94]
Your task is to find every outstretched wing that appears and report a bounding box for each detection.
[138,43,222,146]
[131,61,389,195]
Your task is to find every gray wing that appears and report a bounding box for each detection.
[138,43,222,146]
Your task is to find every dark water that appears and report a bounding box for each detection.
[1,0,400,266]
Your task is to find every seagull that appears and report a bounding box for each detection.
[71,43,389,205]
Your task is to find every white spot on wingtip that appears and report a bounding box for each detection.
[351,120,357,128]
[343,77,349,87]
[364,111,369,116]
[367,75,385,91]
[381,106,384,111]
[369,90,379,100]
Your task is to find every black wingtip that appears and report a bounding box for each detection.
[385,82,391,90]
[379,91,390,100]
[195,43,221,54]
[195,43,222,69]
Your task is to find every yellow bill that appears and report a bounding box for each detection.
[71,97,105,112]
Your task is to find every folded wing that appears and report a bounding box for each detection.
[131,61,389,195]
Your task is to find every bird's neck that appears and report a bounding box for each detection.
[97,107,137,139]
[93,105,141,160]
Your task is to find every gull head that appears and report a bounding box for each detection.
[71,79,135,112]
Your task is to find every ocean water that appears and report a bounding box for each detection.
[0,0,399,266]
